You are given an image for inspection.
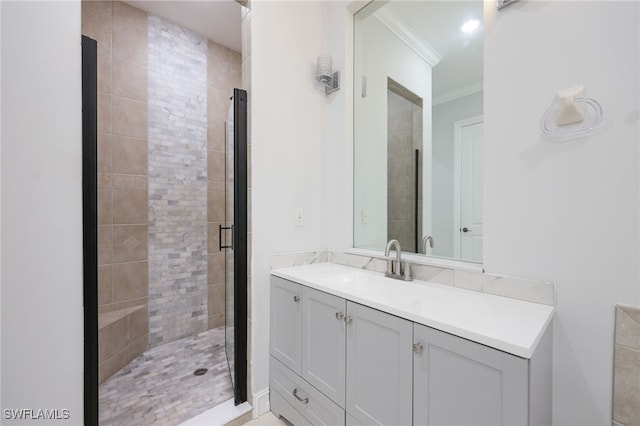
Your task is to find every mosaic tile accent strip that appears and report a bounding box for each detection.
[99,327,232,426]
[148,15,208,346]
[613,305,640,426]
[271,251,554,306]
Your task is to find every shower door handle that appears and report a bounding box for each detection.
[219,224,234,251]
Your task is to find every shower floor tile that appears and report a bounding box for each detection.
[99,327,233,426]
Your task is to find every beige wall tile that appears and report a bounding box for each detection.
[98,225,113,265]
[99,316,128,361]
[231,51,242,68]
[208,41,232,63]
[82,6,112,54]
[208,118,225,152]
[127,334,149,363]
[208,222,224,254]
[128,306,149,341]
[208,87,231,121]
[208,283,225,315]
[208,150,225,182]
[113,261,148,302]
[613,344,640,426]
[208,180,224,193]
[98,186,113,225]
[208,190,225,223]
[113,185,148,225]
[113,21,147,66]
[98,265,113,305]
[98,52,112,94]
[113,1,147,30]
[112,58,148,102]
[231,65,242,91]
[82,0,112,16]
[616,307,640,350]
[98,93,112,133]
[99,348,128,384]
[99,297,148,314]
[98,132,112,173]
[112,135,148,175]
[99,172,112,187]
[208,252,225,285]
[208,313,225,329]
[113,225,148,263]
[112,96,147,139]
[113,174,147,188]
[208,57,231,91]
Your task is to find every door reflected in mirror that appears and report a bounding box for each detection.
[354,0,484,263]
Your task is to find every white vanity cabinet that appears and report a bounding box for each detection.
[414,324,534,426]
[345,301,413,426]
[270,276,302,375]
[302,286,347,407]
[270,272,552,426]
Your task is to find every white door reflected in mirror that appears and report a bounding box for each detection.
[455,117,483,262]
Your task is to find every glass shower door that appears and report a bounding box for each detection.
[223,88,248,405]
[224,98,236,387]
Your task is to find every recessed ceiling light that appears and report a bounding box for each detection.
[461,19,480,33]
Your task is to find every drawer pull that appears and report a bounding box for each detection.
[293,295,300,302]
[344,315,353,324]
[335,311,345,320]
[292,388,309,404]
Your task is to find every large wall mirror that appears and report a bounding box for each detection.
[353,0,484,263]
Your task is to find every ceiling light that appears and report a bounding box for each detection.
[461,19,480,33]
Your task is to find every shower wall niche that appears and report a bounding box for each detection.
[82,0,241,383]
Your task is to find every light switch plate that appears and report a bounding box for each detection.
[294,208,304,228]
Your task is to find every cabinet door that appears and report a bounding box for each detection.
[270,276,302,374]
[346,301,413,426]
[413,324,529,426]
[302,287,347,408]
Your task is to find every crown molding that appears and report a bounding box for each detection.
[432,82,483,106]
[374,6,442,68]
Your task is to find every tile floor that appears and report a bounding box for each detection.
[99,327,233,426]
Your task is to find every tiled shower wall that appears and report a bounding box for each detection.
[207,41,242,329]
[82,0,150,382]
[147,16,209,346]
[387,87,423,253]
[84,0,242,363]
[613,305,640,426]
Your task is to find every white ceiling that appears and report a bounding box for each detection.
[126,0,242,52]
[386,1,483,103]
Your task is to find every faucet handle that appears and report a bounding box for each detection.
[402,262,412,281]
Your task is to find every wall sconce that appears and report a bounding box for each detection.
[316,54,340,95]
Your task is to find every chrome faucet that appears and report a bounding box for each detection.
[384,239,412,281]
[422,235,434,254]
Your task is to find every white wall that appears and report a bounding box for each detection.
[484,2,640,424]
[249,0,332,401]
[1,1,84,423]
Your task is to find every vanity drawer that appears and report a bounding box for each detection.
[271,390,311,426]
[270,356,345,426]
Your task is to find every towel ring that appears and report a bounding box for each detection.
[540,97,603,140]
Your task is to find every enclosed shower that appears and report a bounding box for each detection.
[81,2,247,425]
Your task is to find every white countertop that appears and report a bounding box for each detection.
[271,263,554,359]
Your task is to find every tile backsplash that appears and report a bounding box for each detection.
[271,250,554,306]
[613,305,640,426]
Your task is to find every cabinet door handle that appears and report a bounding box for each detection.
[335,312,345,320]
[344,315,353,324]
[292,388,309,404]
[413,343,423,354]
[293,295,300,302]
